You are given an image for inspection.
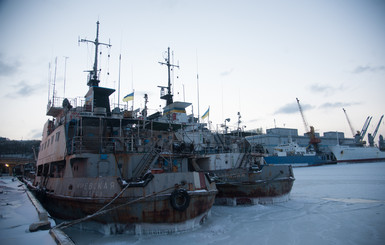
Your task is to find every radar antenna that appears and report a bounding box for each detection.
[79,21,111,87]
[158,47,179,105]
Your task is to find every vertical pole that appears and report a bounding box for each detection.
[93,21,100,81]
[118,54,121,108]
[63,56,69,98]
[196,50,200,123]
[167,47,171,99]
[53,57,57,105]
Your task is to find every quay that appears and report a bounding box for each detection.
[0,176,73,245]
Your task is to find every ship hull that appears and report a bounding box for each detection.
[31,172,217,233]
[264,155,336,167]
[329,145,385,163]
[211,165,295,205]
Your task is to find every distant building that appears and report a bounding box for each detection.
[246,127,354,154]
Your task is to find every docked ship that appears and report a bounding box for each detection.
[263,138,335,167]
[142,54,295,205]
[330,114,385,163]
[30,22,217,233]
[329,144,385,163]
[173,121,295,205]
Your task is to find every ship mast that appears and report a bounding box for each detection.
[158,47,179,106]
[79,21,111,87]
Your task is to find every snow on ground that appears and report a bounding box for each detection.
[66,162,385,245]
[0,176,55,245]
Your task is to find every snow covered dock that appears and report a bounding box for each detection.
[0,176,72,245]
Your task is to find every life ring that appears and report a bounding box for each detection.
[170,189,190,211]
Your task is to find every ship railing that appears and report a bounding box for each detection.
[47,97,83,110]
[68,135,159,155]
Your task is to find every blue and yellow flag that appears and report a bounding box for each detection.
[123,92,134,102]
[201,107,210,120]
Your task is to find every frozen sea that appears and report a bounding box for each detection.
[1,162,385,245]
[65,161,385,245]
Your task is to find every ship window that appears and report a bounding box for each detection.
[51,136,54,145]
[56,131,60,142]
[43,163,49,177]
[37,165,43,176]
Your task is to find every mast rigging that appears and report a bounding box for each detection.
[79,21,111,87]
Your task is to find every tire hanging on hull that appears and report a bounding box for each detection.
[170,189,190,211]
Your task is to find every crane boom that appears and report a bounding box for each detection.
[343,108,355,137]
[373,115,384,138]
[360,116,372,140]
[296,98,309,133]
[296,98,321,152]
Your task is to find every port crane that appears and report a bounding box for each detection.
[296,98,321,152]
[343,108,356,137]
[343,108,372,145]
[368,115,384,147]
[359,116,372,143]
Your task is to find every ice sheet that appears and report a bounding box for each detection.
[65,162,385,245]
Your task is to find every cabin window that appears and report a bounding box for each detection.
[43,163,49,177]
[51,136,54,145]
[56,131,60,142]
[37,165,43,176]
[50,160,65,178]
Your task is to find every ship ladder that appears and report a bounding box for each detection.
[214,133,225,152]
[235,153,247,168]
[132,150,159,178]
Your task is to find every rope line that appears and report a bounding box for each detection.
[54,184,183,230]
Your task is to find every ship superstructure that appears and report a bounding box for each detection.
[32,22,217,233]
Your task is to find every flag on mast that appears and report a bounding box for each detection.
[123,92,134,102]
[202,106,210,120]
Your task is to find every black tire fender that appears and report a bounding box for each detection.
[170,188,190,211]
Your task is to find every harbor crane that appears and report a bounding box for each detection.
[359,116,372,142]
[296,98,321,152]
[343,108,356,137]
[368,115,384,147]
[343,108,372,145]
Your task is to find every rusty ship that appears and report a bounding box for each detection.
[174,125,295,205]
[30,22,217,234]
[151,81,295,205]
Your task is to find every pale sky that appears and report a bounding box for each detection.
[0,0,384,142]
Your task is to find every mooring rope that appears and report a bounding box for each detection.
[54,183,183,230]
[93,181,131,214]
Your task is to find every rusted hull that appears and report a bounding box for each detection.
[212,165,295,205]
[39,190,216,224]
[31,172,217,231]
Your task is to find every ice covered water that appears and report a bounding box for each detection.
[62,162,385,244]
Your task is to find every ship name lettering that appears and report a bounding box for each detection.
[110,182,115,189]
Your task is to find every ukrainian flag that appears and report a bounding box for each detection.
[123,92,134,102]
[201,107,210,120]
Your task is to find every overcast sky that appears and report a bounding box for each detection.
[0,0,384,143]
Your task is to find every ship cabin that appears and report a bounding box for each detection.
[35,83,203,188]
